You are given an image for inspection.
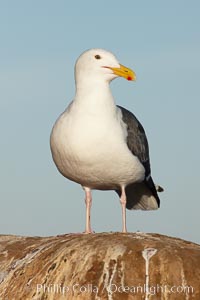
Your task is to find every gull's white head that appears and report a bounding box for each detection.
[75,48,136,85]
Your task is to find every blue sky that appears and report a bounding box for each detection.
[0,1,200,243]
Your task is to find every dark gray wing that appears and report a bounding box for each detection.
[117,105,150,177]
[117,105,160,208]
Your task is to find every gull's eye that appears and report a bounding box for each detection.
[94,54,101,60]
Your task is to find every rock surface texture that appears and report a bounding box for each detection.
[0,232,199,300]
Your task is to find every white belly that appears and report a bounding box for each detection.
[50,106,145,189]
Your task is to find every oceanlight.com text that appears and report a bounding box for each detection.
[36,283,194,296]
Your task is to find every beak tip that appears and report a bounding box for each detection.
[127,74,136,81]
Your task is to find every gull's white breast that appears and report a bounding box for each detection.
[50,102,145,189]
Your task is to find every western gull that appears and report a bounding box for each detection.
[50,48,163,233]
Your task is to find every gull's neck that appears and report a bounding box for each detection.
[74,78,116,113]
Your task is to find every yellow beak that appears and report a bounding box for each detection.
[109,64,136,81]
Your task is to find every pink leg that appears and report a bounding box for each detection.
[120,186,127,233]
[83,187,93,234]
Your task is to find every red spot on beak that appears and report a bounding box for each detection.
[127,76,132,81]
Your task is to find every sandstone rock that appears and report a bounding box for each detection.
[0,233,199,300]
